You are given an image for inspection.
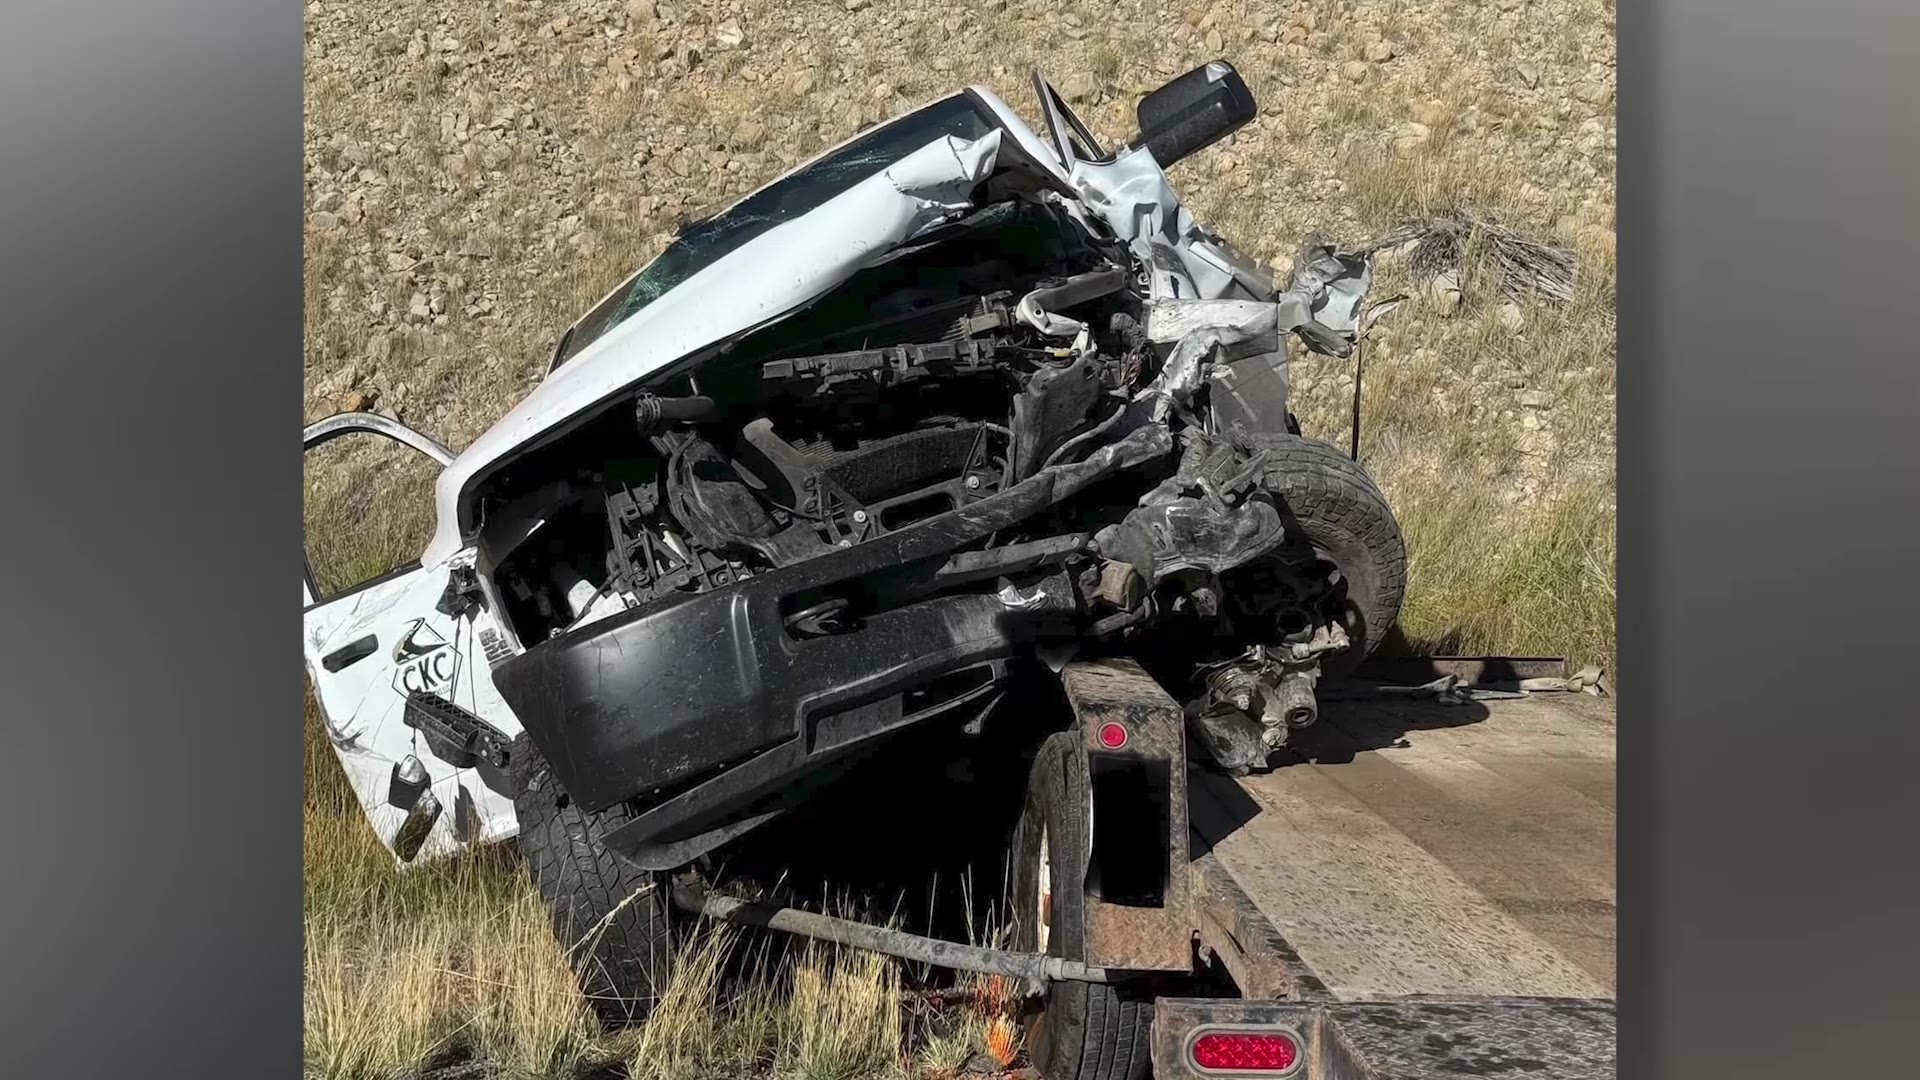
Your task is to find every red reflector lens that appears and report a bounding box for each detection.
[1191,1031,1301,1072]
[1097,721,1128,749]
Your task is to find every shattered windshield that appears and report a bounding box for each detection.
[552,94,1000,370]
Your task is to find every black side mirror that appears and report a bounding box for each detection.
[1135,60,1257,168]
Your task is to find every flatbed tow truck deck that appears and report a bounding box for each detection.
[672,658,1616,1079]
[1160,668,1616,1079]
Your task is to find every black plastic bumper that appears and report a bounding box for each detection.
[497,436,1139,797]
[495,578,1039,815]
[492,422,1173,867]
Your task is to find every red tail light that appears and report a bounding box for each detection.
[1190,1029,1302,1073]
[1097,720,1129,749]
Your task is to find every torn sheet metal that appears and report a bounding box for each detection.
[1274,242,1373,356]
[885,129,1004,220]
[1132,242,1373,424]
[1067,143,1238,301]
[1138,298,1284,421]
[1146,298,1285,347]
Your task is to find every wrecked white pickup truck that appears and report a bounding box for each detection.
[303,62,1407,1039]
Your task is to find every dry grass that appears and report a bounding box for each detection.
[304,697,603,1079]
[305,691,1015,1080]
[610,928,910,1080]
[302,439,439,594]
[1281,130,1617,673]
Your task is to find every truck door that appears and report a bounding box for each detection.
[302,413,524,864]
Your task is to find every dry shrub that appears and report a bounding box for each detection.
[617,926,907,1080]
[784,943,905,1080]
[621,927,739,1078]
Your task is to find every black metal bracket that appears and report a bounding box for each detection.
[403,691,512,770]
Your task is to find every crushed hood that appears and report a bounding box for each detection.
[421,128,1005,565]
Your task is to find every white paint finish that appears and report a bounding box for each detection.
[302,411,458,605]
[303,410,456,466]
[966,84,1073,183]
[305,98,1057,863]
[302,559,526,863]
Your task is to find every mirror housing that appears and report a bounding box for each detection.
[1135,60,1257,168]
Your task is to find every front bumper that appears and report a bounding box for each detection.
[494,578,1041,815]
[492,424,1175,845]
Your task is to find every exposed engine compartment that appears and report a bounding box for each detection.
[467,199,1380,858]
[484,201,1164,646]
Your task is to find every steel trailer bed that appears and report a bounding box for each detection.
[1157,665,1617,1079]
[670,658,1617,1078]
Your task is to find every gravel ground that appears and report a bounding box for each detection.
[304,0,1612,452]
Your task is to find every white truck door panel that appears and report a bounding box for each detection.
[304,414,524,863]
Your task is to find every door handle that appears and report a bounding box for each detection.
[321,634,378,672]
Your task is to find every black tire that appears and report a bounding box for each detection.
[1009,731,1152,1080]
[510,733,675,1029]
[1241,432,1407,673]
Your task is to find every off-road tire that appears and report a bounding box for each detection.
[1243,432,1407,672]
[510,733,675,1029]
[1010,731,1152,1080]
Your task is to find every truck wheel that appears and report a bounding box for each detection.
[1242,432,1408,671]
[510,734,675,1029]
[1009,731,1151,1080]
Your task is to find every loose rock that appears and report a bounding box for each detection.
[1061,71,1099,103]
[304,0,1617,515]
[1411,99,1451,127]
[1499,301,1526,333]
[1425,270,1463,315]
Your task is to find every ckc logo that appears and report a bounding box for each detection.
[391,619,460,697]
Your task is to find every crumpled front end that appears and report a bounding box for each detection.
[386,69,1397,864]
